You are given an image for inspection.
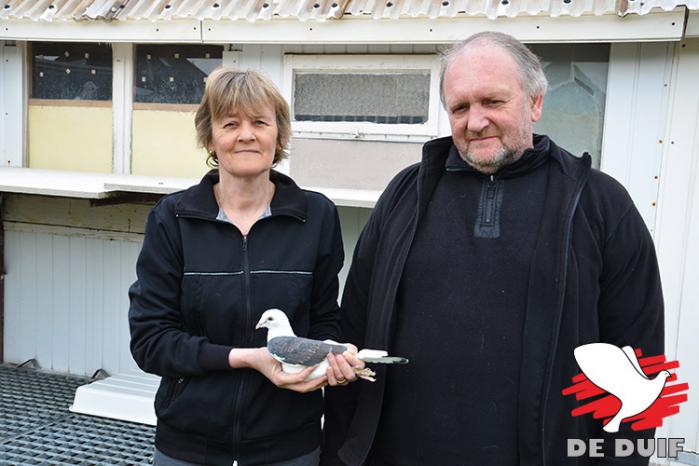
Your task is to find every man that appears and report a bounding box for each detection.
[322,32,663,466]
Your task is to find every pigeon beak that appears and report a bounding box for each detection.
[255,321,263,330]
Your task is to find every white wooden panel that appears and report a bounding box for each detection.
[408,44,439,54]
[35,232,53,367]
[85,237,105,374]
[3,230,22,362]
[389,44,413,54]
[0,41,26,167]
[601,42,674,233]
[68,236,87,375]
[3,224,143,376]
[653,38,699,454]
[322,45,347,53]
[367,44,390,53]
[345,45,368,53]
[17,231,36,360]
[259,44,283,86]
[239,44,262,70]
[51,235,71,372]
[102,240,122,374]
[301,45,324,54]
[281,45,304,54]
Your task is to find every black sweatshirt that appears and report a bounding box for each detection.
[372,138,550,466]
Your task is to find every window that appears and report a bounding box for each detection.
[283,55,440,138]
[134,44,223,105]
[31,42,112,101]
[531,43,610,168]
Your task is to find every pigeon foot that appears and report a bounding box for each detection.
[354,367,377,382]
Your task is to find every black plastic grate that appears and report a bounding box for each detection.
[0,365,155,465]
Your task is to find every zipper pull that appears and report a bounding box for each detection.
[490,174,495,183]
[242,236,248,251]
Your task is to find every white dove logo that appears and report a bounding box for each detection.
[573,343,671,433]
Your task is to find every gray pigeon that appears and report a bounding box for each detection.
[256,308,408,381]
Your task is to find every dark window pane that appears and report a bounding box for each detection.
[135,44,223,104]
[293,72,430,124]
[32,42,112,101]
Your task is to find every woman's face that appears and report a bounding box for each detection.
[209,101,278,179]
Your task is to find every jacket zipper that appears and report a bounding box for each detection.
[484,175,497,225]
[232,235,252,461]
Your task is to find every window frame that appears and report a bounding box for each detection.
[282,54,441,139]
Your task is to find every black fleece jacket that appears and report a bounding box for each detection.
[129,170,344,465]
[322,136,664,466]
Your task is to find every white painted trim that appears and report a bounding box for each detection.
[282,54,440,139]
[1,41,27,167]
[3,221,144,243]
[292,131,430,143]
[0,167,381,207]
[112,43,133,175]
[0,167,196,198]
[0,11,685,44]
[202,12,685,44]
[0,19,202,43]
[685,12,699,38]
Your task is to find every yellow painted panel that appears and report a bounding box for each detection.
[28,105,112,173]
[132,110,209,178]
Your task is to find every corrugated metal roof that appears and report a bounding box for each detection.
[0,0,695,21]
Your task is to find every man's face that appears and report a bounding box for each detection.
[443,44,544,174]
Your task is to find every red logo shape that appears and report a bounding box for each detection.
[563,346,689,431]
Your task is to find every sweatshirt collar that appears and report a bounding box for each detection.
[175,169,307,222]
[444,134,551,179]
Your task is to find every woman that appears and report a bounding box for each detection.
[129,68,361,466]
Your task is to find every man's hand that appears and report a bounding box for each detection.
[326,343,366,387]
[229,347,327,393]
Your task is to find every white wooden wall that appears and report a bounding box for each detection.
[653,38,699,461]
[3,223,142,375]
[2,207,371,376]
[602,42,675,234]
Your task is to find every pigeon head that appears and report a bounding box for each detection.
[255,309,294,340]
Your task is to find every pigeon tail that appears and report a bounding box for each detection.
[356,349,409,364]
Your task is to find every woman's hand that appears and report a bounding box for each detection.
[229,347,327,393]
[326,344,366,387]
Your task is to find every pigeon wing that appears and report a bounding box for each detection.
[268,336,347,366]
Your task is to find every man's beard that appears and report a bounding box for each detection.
[458,125,532,174]
[458,144,518,174]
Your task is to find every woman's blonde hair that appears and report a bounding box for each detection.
[195,67,291,167]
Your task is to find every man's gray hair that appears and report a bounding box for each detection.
[439,31,548,107]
